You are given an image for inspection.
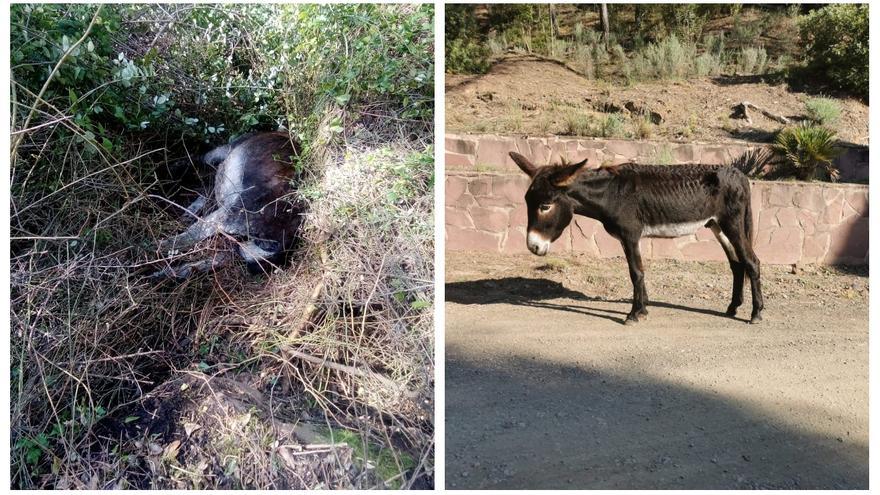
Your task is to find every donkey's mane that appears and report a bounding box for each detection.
[545,158,722,181]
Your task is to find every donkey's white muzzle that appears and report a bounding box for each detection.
[527,231,551,256]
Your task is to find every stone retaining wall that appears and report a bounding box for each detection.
[445,133,869,265]
[446,175,868,266]
[446,133,869,183]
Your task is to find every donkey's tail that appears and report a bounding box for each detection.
[729,149,766,247]
[728,148,774,177]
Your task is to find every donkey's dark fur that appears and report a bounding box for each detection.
[511,151,764,324]
[155,132,304,278]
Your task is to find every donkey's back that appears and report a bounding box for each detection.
[606,163,753,232]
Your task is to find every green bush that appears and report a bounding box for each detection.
[562,112,627,138]
[574,44,596,79]
[563,111,594,136]
[600,113,627,138]
[548,38,570,60]
[694,52,723,77]
[799,4,868,99]
[11,4,433,164]
[486,32,508,56]
[446,4,491,74]
[446,38,491,74]
[730,11,767,46]
[737,47,768,75]
[628,34,696,80]
[804,97,842,126]
[772,123,840,181]
[702,32,726,57]
[634,114,654,139]
[661,4,707,42]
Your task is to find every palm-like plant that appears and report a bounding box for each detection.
[772,123,840,181]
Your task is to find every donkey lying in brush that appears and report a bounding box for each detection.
[510,151,764,325]
[153,131,304,279]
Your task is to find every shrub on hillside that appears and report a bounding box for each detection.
[628,34,696,80]
[600,113,627,138]
[661,4,707,42]
[446,38,491,74]
[804,97,842,127]
[446,4,491,74]
[737,46,768,75]
[694,52,723,77]
[798,4,868,99]
[563,111,594,136]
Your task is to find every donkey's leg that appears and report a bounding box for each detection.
[741,245,763,324]
[183,195,208,219]
[157,208,227,255]
[710,222,745,317]
[719,222,764,324]
[150,252,233,280]
[621,236,649,324]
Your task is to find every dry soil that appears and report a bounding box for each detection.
[446,55,869,146]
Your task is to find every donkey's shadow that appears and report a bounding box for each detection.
[446,277,743,325]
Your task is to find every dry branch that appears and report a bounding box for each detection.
[733,101,790,125]
[293,244,330,339]
[280,347,399,393]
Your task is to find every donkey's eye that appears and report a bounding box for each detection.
[538,203,553,213]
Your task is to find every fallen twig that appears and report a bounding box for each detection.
[733,101,790,125]
[294,244,330,339]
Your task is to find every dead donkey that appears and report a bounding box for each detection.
[153,132,305,279]
[510,151,765,324]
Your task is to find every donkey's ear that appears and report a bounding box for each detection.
[509,152,537,178]
[552,158,590,187]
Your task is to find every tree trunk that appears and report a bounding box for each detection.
[549,4,559,38]
[600,4,610,46]
[634,4,645,39]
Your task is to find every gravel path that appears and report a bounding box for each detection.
[445,252,868,489]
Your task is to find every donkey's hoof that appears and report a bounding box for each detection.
[725,305,739,317]
[749,314,763,324]
[624,310,647,325]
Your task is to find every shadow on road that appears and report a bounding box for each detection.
[446,277,747,325]
[446,350,868,489]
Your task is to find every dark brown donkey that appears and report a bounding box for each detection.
[154,132,304,278]
[510,151,764,325]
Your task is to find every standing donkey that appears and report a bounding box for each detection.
[509,151,764,324]
[154,131,304,279]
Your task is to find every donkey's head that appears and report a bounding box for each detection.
[510,152,589,256]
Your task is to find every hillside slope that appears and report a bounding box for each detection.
[446,55,868,146]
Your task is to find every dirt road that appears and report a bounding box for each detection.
[445,252,868,489]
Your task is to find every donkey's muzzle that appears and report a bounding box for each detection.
[527,231,550,256]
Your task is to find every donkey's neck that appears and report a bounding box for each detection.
[566,173,619,223]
